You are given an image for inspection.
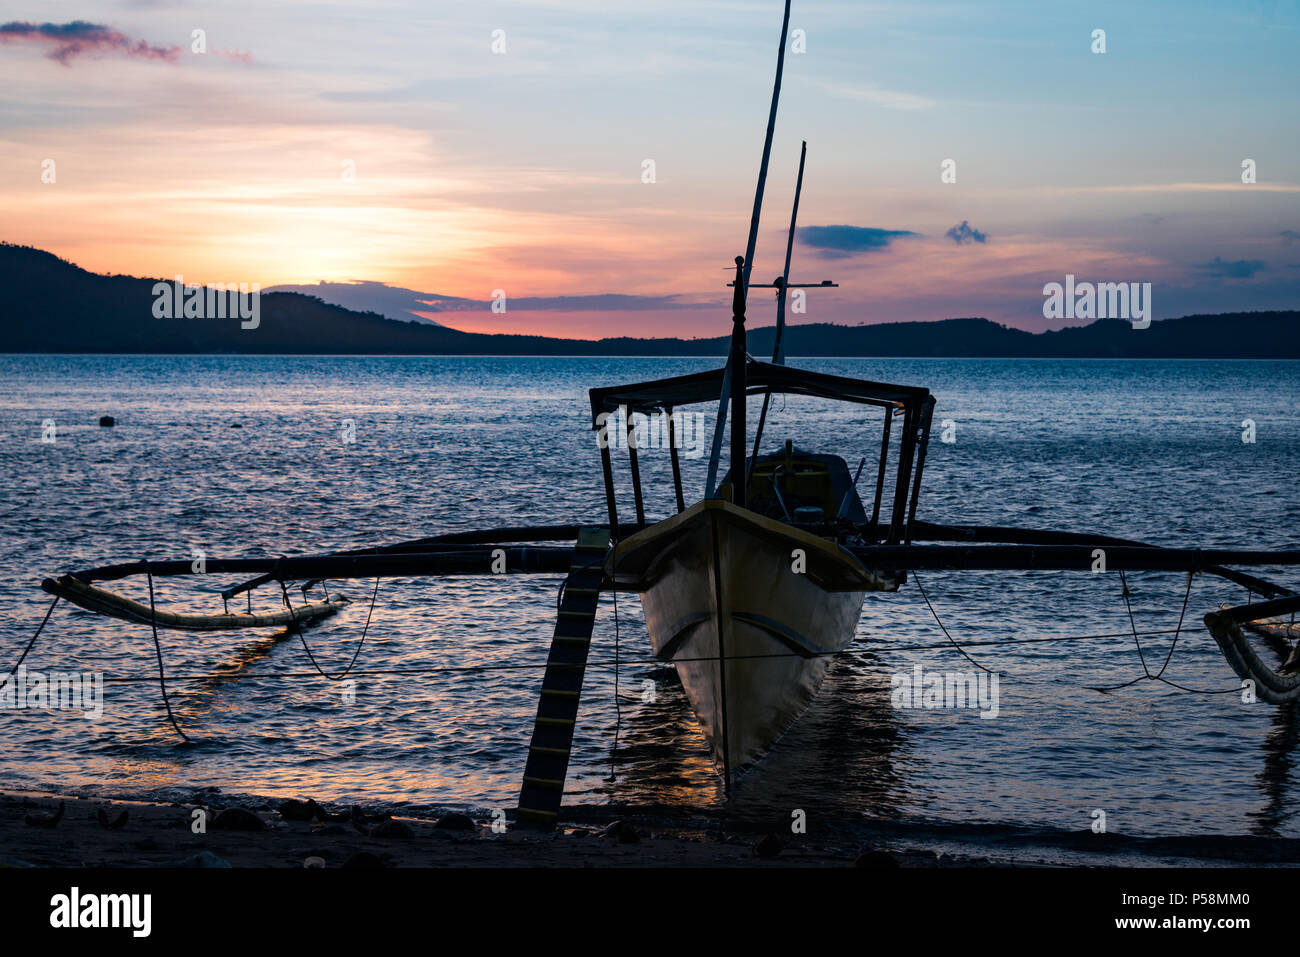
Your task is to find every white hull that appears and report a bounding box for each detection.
[608,500,895,771]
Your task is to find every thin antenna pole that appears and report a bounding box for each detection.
[773,139,807,365]
[705,0,794,498]
[749,139,806,469]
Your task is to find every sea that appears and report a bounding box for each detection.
[1,354,1298,863]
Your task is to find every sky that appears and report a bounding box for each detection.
[2,0,1299,338]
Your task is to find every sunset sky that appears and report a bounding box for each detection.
[3,0,1298,338]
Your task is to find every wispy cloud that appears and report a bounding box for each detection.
[0,20,179,64]
[798,225,920,259]
[803,77,935,111]
[1197,256,1268,279]
[1035,182,1300,195]
[945,220,988,245]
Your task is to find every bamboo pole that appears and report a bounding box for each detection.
[705,0,794,499]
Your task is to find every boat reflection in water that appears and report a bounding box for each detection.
[592,644,907,822]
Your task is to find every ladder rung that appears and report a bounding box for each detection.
[522,776,565,789]
[517,807,558,819]
[529,745,571,757]
[536,717,575,727]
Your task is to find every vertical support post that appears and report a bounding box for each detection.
[888,403,918,544]
[729,256,748,509]
[905,397,935,543]
[599,442,619,534]
[871,405,893,537]
[666,405,686,514]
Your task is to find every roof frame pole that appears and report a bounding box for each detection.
[729,256,749,508]
[704,0,793,498]
[625,410,647,526]
[905,396,936,542]
[871,405,893,537]
[666,405,687,513]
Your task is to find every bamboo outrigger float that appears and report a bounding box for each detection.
[23,0,1300,825]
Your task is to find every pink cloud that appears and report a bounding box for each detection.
[0,20,179,65]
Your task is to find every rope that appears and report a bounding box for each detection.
[1090,570,1196,693]
[1152,571,1194,680]
[609,541,621,784]
[279,576,378,681]
[18,568,1246,703]
[1118,569,1152,677]
[145,566,191,742]
[912,571,997,675]
[0,594,61,692]
[915,568,1242,697]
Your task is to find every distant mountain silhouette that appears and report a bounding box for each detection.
[261,280,454,325]
[2,243,1297,357]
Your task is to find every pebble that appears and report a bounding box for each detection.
[434,813,475,831]
[212,808,265,832]
[599,820,640,844]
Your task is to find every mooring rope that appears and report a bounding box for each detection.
[10,570,1248,712]
[1089,570,1198,694]
[0,594,61,693]
[1118,569,1152,677]
[914,568,1239,697]
[279,576,379,682]
[145,565,191,742]
[1152,572,1194,680]
[68,625,1204,687]
[610,542,622,784]
[912,571,997,676]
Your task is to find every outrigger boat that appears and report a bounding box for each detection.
[23,0,1300,828]
[593,271,932,774]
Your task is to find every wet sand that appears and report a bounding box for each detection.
[9,790,1296,868]
[0,791,990,868]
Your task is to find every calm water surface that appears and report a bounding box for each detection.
[1,355,1298,846]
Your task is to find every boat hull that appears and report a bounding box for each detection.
[608,500,896,772]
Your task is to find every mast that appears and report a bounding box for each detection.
[704,0,793,499]
[729,256,748,507]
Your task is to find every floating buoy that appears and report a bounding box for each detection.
[98,415,115,427]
